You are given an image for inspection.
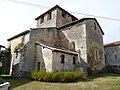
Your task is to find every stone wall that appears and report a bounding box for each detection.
[36,9,57,28]
[58,22,87,66]
[42,47,53,72]
[35,44,52,72]
[52,51,78,72]
[8,33,30,76]
[27,28,58,72]
[56,9,74,27]
[30,28,57,46]
[105,45,120,65]
[36,8,76,28]
[86,19,105,71]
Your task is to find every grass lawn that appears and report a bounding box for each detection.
[1,73,120,90]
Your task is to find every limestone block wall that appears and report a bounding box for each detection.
[30,28,58,46]
[56,9,74,27]
[42,48,53,72]
[36,9,57,28]
[86,19,105,71]
[36,8,77,28]
[52,52,77,72]
[8,33,30,76]
[28,28,58,72]
[58,22,87,64]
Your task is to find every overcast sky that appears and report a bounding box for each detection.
[0,0,120,47]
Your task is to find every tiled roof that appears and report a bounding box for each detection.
[58,18,104,35]
[104,41,120,47]
[7,30,30,41]
[35,41,78,55]
[35,5,78,20]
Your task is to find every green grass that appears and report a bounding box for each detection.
[2,73,120,90]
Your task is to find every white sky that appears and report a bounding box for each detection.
[0,0,120,47]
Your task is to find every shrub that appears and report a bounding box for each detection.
[98,65,113,74]
[31,70,85,82]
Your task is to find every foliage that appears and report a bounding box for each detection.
[3,73,120,90]
[0,48,11,74]
[14,42,24,53]
[98,65,113,74]
[14,36,25,53]
[31,70,86,82]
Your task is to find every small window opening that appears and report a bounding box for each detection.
[62,12,66,18]
[95,50,99,61]
[40,16,44,24]
[37,62,40,71]
[73,57,76,64]
[47,12,52,20]
[94,22,96,30]
[61,55,65,63]
[115,55,117,60]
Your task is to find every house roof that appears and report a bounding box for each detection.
[35,5,78,20]
[104,41,120,47]
[57,18,104,35]
[7,30,30,41]
[35,41,78,55]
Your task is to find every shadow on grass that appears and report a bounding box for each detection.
[1,75,32,89]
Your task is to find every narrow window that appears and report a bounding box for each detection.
[62,11,66,18]
[73,57,76,64]
[94,22,96,30]
[61,55,65,63]
[115,55,117,60]
[95,50,99,61]
[40,16,44,24]
[37,62,40,71]
[47,12,51,20]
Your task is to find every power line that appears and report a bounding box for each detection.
[6,0,120,22]
[70,11,120,21]
[7,0,49,8]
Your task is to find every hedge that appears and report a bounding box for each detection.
[31,70,86,82]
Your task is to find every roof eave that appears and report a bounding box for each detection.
[7,30,30,41]
[58,18,104,35]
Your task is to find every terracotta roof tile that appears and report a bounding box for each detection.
[104,41,120,47]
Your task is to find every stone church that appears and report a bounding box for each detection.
[7,5,105,77]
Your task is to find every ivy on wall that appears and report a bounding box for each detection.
[14,36,25,53]
[87,46,104,74]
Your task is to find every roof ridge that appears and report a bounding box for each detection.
[35,5,78,20]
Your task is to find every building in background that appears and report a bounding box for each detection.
[7,5,105,77]
[104,41,120,72]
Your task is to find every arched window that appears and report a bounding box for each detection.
[70,41,75,50]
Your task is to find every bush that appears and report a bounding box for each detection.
[31,70,85,82]
[98,65,113,74]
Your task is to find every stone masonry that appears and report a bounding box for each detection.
[7,5,105,77]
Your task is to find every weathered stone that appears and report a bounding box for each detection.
[7,5,105,77]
